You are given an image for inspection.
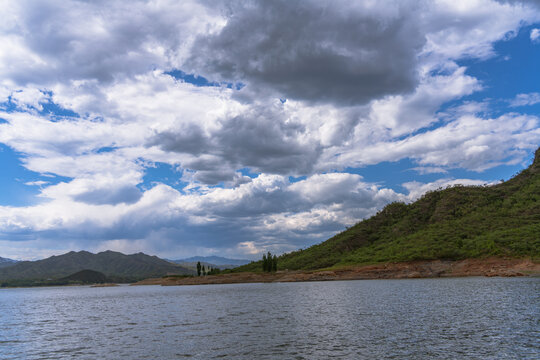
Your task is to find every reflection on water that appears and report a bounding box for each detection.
[1,277,539,359]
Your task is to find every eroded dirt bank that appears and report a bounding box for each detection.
[134,257,540,286]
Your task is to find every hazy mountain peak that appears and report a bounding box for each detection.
[0,256,19,269]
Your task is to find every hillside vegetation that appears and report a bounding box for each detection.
[59,269,111,284]
[237,148,540,272]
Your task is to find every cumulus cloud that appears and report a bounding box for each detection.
[0,0,222,86]
[45,175,143,206]
[7,88,49,111]
[187,0,425,105]
[0,173,404,257]
[365,65,481,137]
[186,0,537,106]
[151,103,322,179]
[329,113,540,172]
[421,0,537,60]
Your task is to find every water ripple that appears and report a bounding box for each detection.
[0,278,538,359]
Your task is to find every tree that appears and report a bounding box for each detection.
[266,252,272,272]
[197,261,201,276]
[202,265,206,276]
[262,254,268,272]
[262,252,278,272]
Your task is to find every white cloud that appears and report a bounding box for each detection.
[410,167,448,175]
[24,180,48,186]
[422,0,538,60]
[8,88,49,111]
[510,92,540,107]
[366,65,481,138]
[327,113,540,172]
[531,28,540,42]
[403,178,498,201]
[237,241,262,256]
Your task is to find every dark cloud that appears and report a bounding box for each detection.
[151,125,209,156]
[188,0,425,105]
[73,186,142,205]
[215,112,321,174]
[3,0,212,86]
[191,169,237,184]
[151,105,322,182]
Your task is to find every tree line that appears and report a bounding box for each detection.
[196,261,221,276]
[262,251,277,272]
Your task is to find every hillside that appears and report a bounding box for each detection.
[0,250,193,284]
[59,269,111,284]
[237,148,540,272]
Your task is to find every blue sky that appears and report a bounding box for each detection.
[0,0,539,260]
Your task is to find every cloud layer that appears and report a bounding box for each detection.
[0,0,539,259]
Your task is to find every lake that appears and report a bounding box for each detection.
[0,277,539,359]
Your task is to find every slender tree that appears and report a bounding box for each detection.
[202,265,206,276]
[272,255,277,272]
[197,261,201,276]
[266,251,272,272]
[262,254,267,272]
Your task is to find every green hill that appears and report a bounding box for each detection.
[59,269,111,284]
[237,148,540,272]
[0,250,193,285]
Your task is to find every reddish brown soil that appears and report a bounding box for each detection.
[133,257,540,286]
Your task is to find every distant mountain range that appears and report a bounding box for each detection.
[0,256,18,268]
[0,250,193,286]
[170,256,251,270]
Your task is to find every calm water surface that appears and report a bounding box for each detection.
[0,277,539,359]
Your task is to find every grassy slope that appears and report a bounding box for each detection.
[236,148,540,272]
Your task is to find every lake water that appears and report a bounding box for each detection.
[0,277,538,359]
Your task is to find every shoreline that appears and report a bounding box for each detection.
[134,257,540,286]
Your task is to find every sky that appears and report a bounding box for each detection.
[0,0,539,261]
